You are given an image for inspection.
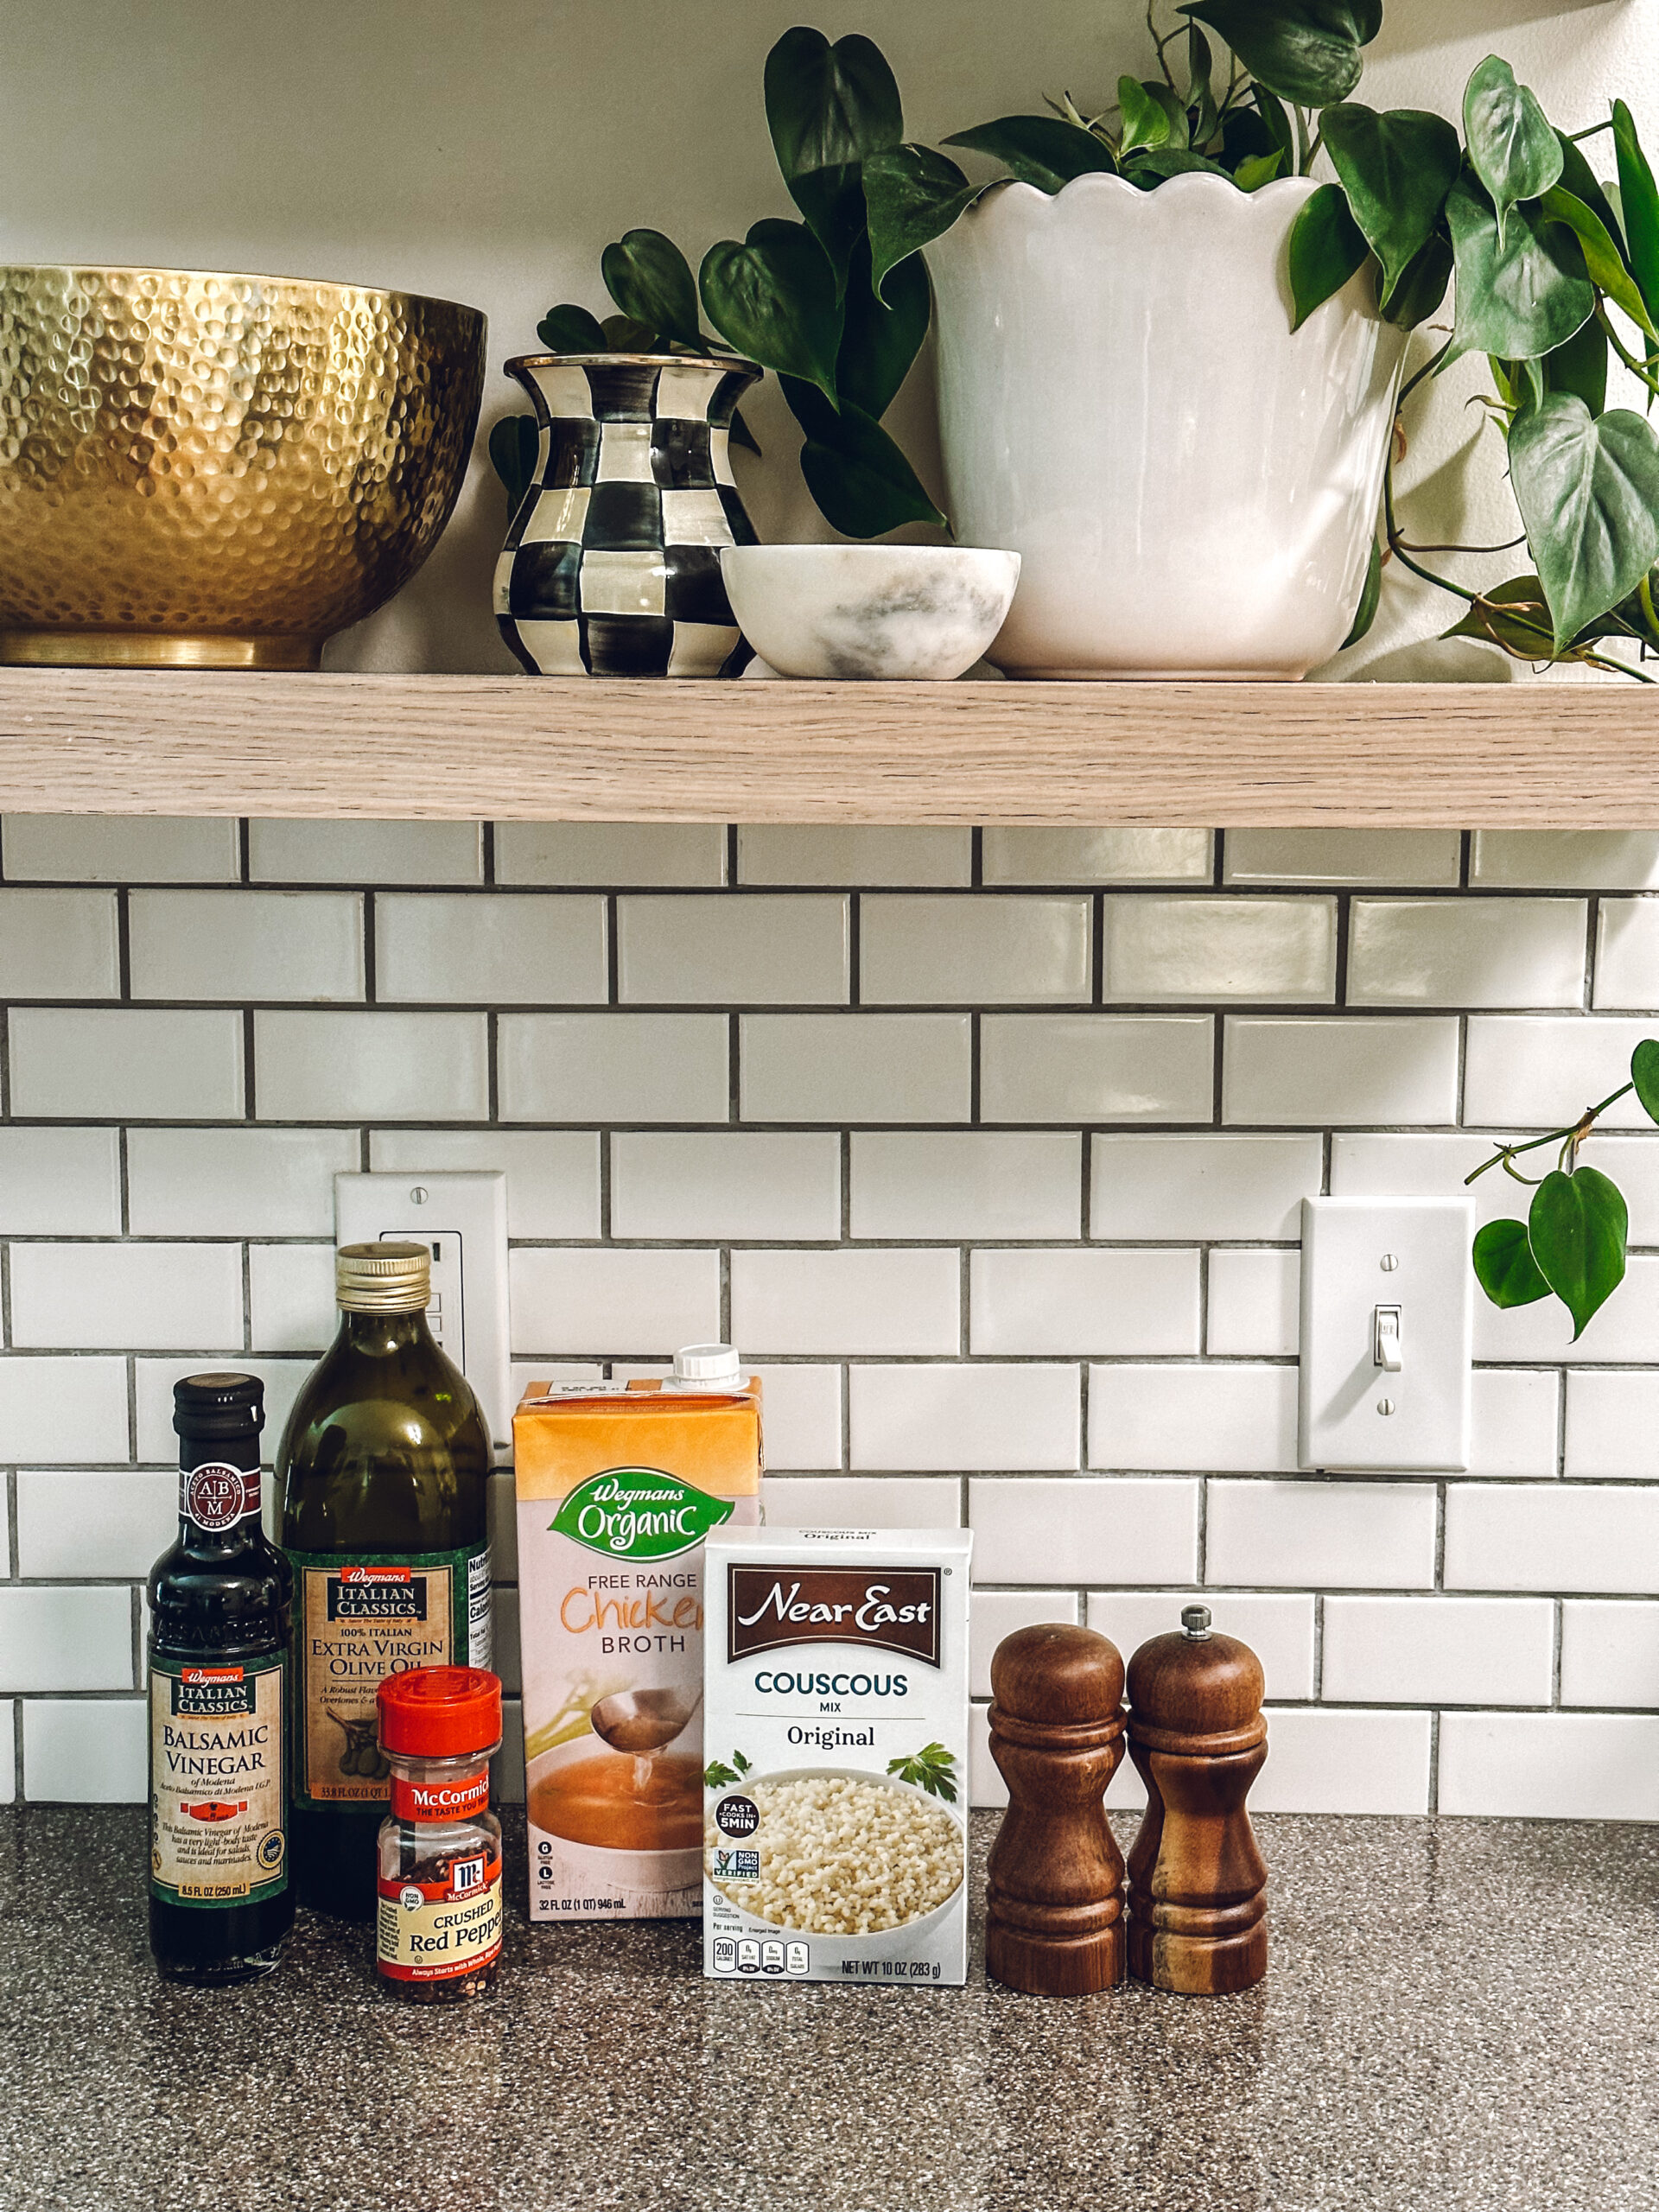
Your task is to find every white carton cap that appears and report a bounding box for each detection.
[673,1342,741,1383]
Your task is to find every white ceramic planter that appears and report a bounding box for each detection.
[926,173,1407,679]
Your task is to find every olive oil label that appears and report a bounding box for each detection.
[149,1654,287,1907]
[376,1846,503,1982]
[290,1545,491,1806]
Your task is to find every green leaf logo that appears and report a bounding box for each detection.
[550,1469,734,1560]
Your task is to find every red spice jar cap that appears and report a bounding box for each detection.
[378,1666,502,1758]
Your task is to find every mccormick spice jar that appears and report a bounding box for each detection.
[374,1667,504,2003]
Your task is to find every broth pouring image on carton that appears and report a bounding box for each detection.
[703,1526,972,1986]
[512,1344,762,1918]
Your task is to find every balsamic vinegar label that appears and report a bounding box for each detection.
[149,1654,287,1907]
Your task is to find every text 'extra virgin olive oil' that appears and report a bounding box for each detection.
[148,1372,294,1985]
[279,1242,493,1920]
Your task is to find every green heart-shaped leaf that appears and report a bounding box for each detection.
[1471,1218,1552,1309]
[1463,55,1562,246]
[1121,148,1235,190]
[1541,311,1609,418]
[1509,393,1659,649]
[1322,105,1462,315]
[863,143,979,302]
[601,231,704,351]
[1442,575,1566,657]
[944,116,1116,194]
[1539,187,1656,339]
[1119,76,1173,157]
[764,27,903,283]
[1613,100,1659,332]
[1528,1166,1627,1339]
[536,304,608,353]
[1380,230,1453,328]
[1288,181,1371,329]
[599,313,664,352]
[1556,130,1624,249]
[1446,172,1594,362]
[781,377,947,537]
[836,235,929,423]
[1632,1039,1659,1123]
[1341,537,1382,647]
[700,219,842,403]
[1178,0,1381,109]
[1236,149,1287,193]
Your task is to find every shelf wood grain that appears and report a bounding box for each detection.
[0,668,1652,824]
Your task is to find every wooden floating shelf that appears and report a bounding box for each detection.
[0,667,1654,825]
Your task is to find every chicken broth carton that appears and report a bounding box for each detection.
[513,1346,761,1919]
[702,1525,972,1986]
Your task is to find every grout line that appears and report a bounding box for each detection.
[362,892,377,1006]
[1427,1709,1440,1815]
[481,821,497,887]
[241,1008,257,1122]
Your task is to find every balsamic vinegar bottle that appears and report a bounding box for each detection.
[148,1372,295,1984]
[278,1242,492,1921]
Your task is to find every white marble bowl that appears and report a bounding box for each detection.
[720,543,1020,680]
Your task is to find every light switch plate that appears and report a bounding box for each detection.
[334,1171,512,1459]
[1298,1196,1473,1472]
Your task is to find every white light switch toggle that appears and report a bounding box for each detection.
[1374,1304,1403,1372]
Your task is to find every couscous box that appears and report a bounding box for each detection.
[702,1525,971,1986]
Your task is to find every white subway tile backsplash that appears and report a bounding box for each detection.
[747,1364,843,1471]
[16,1471,175,1577]
[129,890,364,1001]
[22,1699,147,1802]
[1089,1365,1298,1474]
[851,1132,1082,1240]
[370,1128,601,1238]
[248,819,482,885]
[1469,1370,1560,1479]
[970,1248,1200,1356]
[737,827,970,886]
[850,1364,1078,1471]
[508,1247,721,1356]
[0,1357,130,1462]
[1223,830,1460,887]
[0,1586,133,1692]
[135,1358,308,1466]
[1471,830,1659,890]
[1445,1484,1659,1592]
[495,823,726,887]
[10,1242,243,1351]
[375,893,607,1005]
[611,1132,839,1241]
[128,1127,357,1237]
[1348,898,1587,1008]
[1322,1595,1553,1706]
[1565,1370,1659,1480]
[982,829,1212,886]
[255,1010,488,1122]
[1592,898,1659,1009]
[765,1476,962,1529]
[981,1014,1214,1123]
[1085,1589,1315,1700]
[0,889,119,998]
[1101,896,1336,1003]
[731,1248,959,1356]
[1206,1249,1299,1357]
[1224,1015,1460,1126]
[1206,1480,1438,1588]
[969,1477,1199,1585]
[1473,1255,1659,1363]
[861,895,1090,1005]
[249,1244,335,1351]
[1252,1708,1431,1814]
[1438,1712,1659,1818]
[971,1589,1082,1695]
[1331,1131,1530,1230]
[618,893,849,1004]
[741,1014,970,1122]
[1090,1134,1320,1239]
[1559,1599,1659,1707]
[0,1128,121,1234]
[1463,1017,1656,1128]
[499,1014,729,1122]
[9,1007,245,1119]
[3,815,237,883]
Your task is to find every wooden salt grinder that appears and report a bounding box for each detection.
[985,1624,1128,1996]
[1126,1605,1268,1996]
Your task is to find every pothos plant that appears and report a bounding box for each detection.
[1469,1041,1659,1338]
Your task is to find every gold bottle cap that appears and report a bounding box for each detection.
[336,1240,431,1313]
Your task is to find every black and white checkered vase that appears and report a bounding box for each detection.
[495,353,761,677]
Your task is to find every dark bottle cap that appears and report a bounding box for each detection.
[174,1371,266,1441]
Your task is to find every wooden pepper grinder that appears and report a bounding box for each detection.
[1126,1604,1268,1996]
[985,1623,1128,1996]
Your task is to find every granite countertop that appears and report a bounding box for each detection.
[1,1807,1655,2212]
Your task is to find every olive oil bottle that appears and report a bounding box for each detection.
[148,1372,294,1983]
[278,1242,492,1919]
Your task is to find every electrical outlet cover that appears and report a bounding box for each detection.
[1299,1196,1473,1473]
[334,1171,512,1460]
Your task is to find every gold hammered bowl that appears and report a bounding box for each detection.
[0,264,486,668]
